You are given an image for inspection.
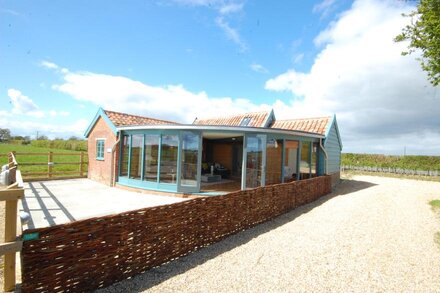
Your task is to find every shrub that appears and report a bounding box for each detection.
[30,139,87,151]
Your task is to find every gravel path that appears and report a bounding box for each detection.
[97,175,439,292]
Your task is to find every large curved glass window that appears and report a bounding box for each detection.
[181,132,199,186]
[144,135,160,182]
[301,141,311,179]
[246,135,265,188]
[129,134,143,179]
[120,135,130,176]
[160,135,178,183]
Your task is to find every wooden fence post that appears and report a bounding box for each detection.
[48,151,53,178]
[4,198,18,292]
[79,151,84,177]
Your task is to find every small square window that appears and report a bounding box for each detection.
[96,139,105,160]
[239,117,252,126]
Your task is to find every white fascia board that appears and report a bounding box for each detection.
[116,124,324,139]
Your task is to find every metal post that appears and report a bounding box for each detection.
[241,135,247,190]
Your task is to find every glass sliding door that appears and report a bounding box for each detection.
[179,131,201,192]
[144,135,160,182]
[300,141,311,179]
[311,143,318,177]
[120,135,130,177]
[160,134,179,184]
[245,134,266,188]
[129,134,143,179]
[284,140,299,182]
[266,139,283,185]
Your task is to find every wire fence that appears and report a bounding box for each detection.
[341,165,440,177]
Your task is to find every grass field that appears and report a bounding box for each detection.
[342,153,440,171]
[341,170,440,182]
[0,143,88,179]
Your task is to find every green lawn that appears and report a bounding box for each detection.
[342,153,440,171]
[0,143,88,179]
[429,200,440,248]
[430,200,440,212]
[341,170,440,182]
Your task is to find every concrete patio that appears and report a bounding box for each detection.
[20,179,188,229]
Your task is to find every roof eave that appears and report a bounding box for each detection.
[262,109,275,128]
[323,114,343,149]
[117,124,324,139]
[84,108,118,138]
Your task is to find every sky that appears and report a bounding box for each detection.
[1,0,439,155]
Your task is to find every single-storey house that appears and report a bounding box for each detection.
[84,108,342,194]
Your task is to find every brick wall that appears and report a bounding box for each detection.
[21,176,331,292]
[87,117,118,186]
[329,171,340,188]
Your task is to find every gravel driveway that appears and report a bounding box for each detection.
[100,175,440,292]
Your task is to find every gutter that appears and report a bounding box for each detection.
[319,138,328,175]
[117,124,324,139]
[110,132,121,187]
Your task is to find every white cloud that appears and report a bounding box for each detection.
[6,88,71,121]
[215,16,247,52]
[293,53,304,64]
[7,89,45,118]
[250,63,268,74]
[266,0,440,155]
[173,0,243,14]
[42,0,439,154]
[40,60,59,70]
[0,112,88,139]
[40,60,69,74]
[313,0,336,18]
[0,8,21,16]
[49,110,70,117]
[173,0,247,51]
[219,3,243,14]
[52,70,270,124]
[173,0,219,6]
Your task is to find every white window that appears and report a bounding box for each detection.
[239,117,252,126]
[96,139,105,160]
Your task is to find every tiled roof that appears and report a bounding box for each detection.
[193,111,271,128]
[104,110,178,127]
[270,116,331,135]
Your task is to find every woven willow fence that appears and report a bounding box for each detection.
[21,176,331,292]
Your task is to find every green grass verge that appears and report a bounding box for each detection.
[342,153,440,171]
[430,200,440,211]
[428,200,440,249]
[341,170,440,182]
[435,232,440,248]
[0,143,88,178]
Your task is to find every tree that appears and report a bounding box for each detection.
[23,136,31,145]
[395,0,440,86]
[0,128,11,142]
[37,135,49,140]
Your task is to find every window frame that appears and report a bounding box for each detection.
[96,139,105,161]
[239,117,252,126]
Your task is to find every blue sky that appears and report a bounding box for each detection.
[1,0,439,155]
